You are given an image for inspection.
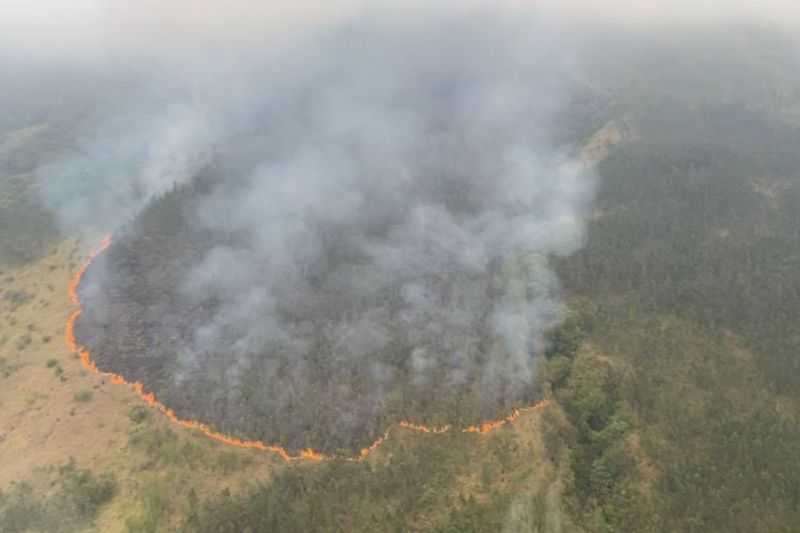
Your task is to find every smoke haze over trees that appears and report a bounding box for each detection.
[72,12,602,453]
[5,2,800,531]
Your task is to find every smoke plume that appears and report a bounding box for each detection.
[21,5,602,450]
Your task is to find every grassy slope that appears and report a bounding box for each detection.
[0,239,282,533]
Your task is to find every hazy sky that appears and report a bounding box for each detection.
[2,0,798,63]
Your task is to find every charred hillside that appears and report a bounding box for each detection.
[68,20,608,453]
[75,169,561,454]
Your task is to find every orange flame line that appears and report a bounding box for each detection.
[66,236,550,462]
[399,421,451,433]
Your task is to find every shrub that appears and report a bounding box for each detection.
[60,460,117,517]
[125,481,168,533]
[0,462,116,533]
[15,334,32,351]
[74,390,93,403]
[129,406,150,424]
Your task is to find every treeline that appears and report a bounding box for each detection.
[548,97,800,531]
[558,101,800,396]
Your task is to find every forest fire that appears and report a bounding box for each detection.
[67,235,111,306]
[65,236,550,462]
[462,404,547,434]
[398,421,451,434]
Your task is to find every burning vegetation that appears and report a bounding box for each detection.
[68,233,550,460]
[60,31,598,456]
[59,13,595,457]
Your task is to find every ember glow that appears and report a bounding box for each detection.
[65,237,550,462]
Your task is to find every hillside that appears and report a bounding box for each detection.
[2,23,800,533]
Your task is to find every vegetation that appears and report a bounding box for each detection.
[0,356,20,378]
[125,481,170,533]
[0,460,116,533]
[542,76,800,530]
[73,390,93,403]
[78,29,800,531]
[75,172,550,454]
[0,173,59,267]
[180,431,542,533]
[128,426,206,468]
[5,23,800,533]
[129,405,150,424]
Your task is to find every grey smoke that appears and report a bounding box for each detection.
[36,103,214,232]
[170,14,595,405]
[30,8,597,418]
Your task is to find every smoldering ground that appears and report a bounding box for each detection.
[24,6,604,451]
